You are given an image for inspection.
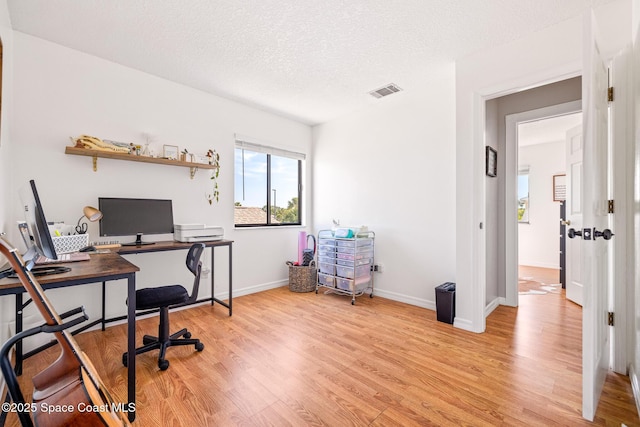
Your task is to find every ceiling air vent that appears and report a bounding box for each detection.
[369,83,402,99]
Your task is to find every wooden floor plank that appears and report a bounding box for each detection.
[4,268,639,426]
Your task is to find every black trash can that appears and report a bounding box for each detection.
[435,282,456,324]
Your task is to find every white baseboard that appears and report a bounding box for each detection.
[373,288,436,311]
[453,317,482,333]
[221,279,288,300]
[485,297,500,316]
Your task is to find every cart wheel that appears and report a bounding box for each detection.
[316,289,318,294]
[158,359,170,371]
[195,342,204,352]
[351,300,355,305]
[370,293,374,298]
[184,332,192,339]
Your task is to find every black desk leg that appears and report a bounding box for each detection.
[228,243,232,316]
[101,281,106,331]
[210,244,232,316]
[127,274,136,422]
[210,247,215,307]
[15,294,23,375]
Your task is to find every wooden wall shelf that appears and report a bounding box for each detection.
[64,146,217,178]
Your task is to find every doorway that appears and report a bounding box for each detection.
[503,99,582,307]
[516,113,582,298]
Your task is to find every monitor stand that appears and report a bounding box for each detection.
[121,233,156,247]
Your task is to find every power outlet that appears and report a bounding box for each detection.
[372,264,383,273]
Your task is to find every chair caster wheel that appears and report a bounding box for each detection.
[195,342,204,352]
[122,353,128,367]
[184,332,192,339]
[351,300,355,305]
[158,359,170,371]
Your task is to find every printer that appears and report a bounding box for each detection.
[174,224,224,242]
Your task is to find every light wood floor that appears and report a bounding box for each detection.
[5,278,639,426]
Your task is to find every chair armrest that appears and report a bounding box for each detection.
[0,306,88,427]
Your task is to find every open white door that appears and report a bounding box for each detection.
[565,124,583,306]
[581,11,612,421]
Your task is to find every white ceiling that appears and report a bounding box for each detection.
[518,112,583,147]
[6,0,619,125]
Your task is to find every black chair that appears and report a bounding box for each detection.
[122,243,206,371]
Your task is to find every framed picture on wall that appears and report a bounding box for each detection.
[553,174,566,201]
[486,146,497,177]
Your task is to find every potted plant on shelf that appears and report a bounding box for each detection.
[206,149,220,205]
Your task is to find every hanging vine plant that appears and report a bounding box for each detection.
[206,149,220,205]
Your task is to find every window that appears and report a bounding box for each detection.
[518,166,530,223]
[234,136,303,227]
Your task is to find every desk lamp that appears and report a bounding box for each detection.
[76,206,103,234]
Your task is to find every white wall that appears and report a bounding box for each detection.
[456,15,583,332]
[456,0,630,334]
[312,64,456,309]
[630,0,640,412]
[518,141,566,269]
[2,32,312,350]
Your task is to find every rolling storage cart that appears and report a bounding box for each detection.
[316,229,375,304]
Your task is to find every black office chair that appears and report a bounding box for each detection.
[122,243,206,371]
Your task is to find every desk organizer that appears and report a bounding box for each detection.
[52,234,89,254]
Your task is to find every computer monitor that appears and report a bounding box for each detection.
[28,180,58,260]
[98,198,174,246]
[15,180,60,272]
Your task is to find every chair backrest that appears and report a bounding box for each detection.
[185,243,206,303]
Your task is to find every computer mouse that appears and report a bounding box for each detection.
[79,245,96,252]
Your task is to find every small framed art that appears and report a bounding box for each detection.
[163,144,179,160]
[486,146,497,177]
[553,174,566,201]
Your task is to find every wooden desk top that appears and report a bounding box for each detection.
[116,239,233,255]
[0,252,139,293]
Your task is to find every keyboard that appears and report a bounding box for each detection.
[35,252,90,265]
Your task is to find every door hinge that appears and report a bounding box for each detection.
[608,199,614,214]
[608,86,614,102]
[608,312,614,326]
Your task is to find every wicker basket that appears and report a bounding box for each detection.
[288,261,317,293]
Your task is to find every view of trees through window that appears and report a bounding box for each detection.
[234,145,301,226]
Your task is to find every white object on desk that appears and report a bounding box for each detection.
[174,224,224,242]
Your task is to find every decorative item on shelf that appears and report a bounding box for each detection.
[71,135,130,153]
[163,144,179,160]
[180,148,189,162]
[75,205,103,234]
[206,149,221,205]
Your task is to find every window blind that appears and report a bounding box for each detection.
[234,134,306,160]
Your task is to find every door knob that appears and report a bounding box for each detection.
[568,228,582,239]
[561,219,571,226]
[593,228,615,240]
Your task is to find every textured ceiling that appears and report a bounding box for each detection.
[7,0,618,125]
